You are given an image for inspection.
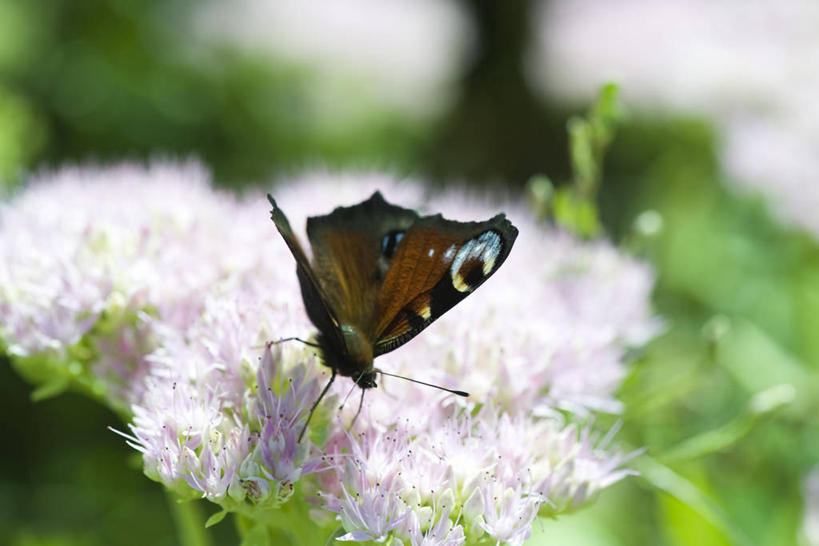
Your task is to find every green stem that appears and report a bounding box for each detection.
[166,491,212,546]
[234,492,339,546]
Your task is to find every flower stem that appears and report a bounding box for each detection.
[166,491,213,546]
[234,493,338,546]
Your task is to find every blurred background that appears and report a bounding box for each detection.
[2,0,819,544]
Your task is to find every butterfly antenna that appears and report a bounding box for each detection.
[299,369,336,443]
[376,369,469,397]
[274,336,321,349]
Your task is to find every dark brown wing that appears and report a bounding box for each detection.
[373,213,518,356]
[303,192,419,331]
[268,194,341,338]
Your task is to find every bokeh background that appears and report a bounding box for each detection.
[2,1,818,544]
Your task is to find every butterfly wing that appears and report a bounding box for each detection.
[373,213,518,356]
[268,194,341,337]
[271,191,519,361]
[303,191,419,330]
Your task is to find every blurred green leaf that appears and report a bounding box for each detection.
[569,83,625,198]
[568,115,597,195]
[552,185,601,238]
[589,82,624,146]
[0,86,46,186]
[635,457,754,546]
[660,384,794,462]
[715,318,814,403]
[204,510,227,529]
[532,84,624,238]
[30,374,71,402]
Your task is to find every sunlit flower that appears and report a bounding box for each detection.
[128,334,324,504]
[318,403,632,544]
[1,164,658,542]
[0,161,303,410]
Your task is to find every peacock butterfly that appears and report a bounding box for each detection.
[267,191,518,438]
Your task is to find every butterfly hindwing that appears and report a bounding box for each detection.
[373,213,518,356]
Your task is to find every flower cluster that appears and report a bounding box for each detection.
[129,334,324,505]
[1,163,659,544]
[319,408,631,545]
[0,161,304,410]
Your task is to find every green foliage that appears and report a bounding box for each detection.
[526,106,819,546]
[568,83,623,197]
[0,0,428,190]
[529,83,624,238]
[590,114,819,546]
[0,86,46,187]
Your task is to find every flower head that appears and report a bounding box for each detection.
[0,161,306,410]
[1,164,658,542]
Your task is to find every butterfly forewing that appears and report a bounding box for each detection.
[268,195,341,336]
[373,213,518,356]
[304,192,419,328]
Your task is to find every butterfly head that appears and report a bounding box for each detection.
[354,369,378,389]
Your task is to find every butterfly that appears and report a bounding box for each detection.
[267,191,518,439]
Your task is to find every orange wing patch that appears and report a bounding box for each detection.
[375,293,433,352]
[373,226,456,337]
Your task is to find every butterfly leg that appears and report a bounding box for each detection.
[274,336,321,349]
[298,368,336,442]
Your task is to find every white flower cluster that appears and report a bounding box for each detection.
[318,410,630,545]
[1,163,659,544]
[0,161,304,409]
[531,0,819,236]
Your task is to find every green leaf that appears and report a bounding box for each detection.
[568,116,596,195]
[30,374,70,401]
[635,456,755,546]
[715,317,813,401]
[659,384,794,462]
[205,509,228,528]
[590,82,625,147]
[552,187,601,238]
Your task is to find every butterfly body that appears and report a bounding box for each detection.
[318,324,376,387]
[268,191,518,402]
